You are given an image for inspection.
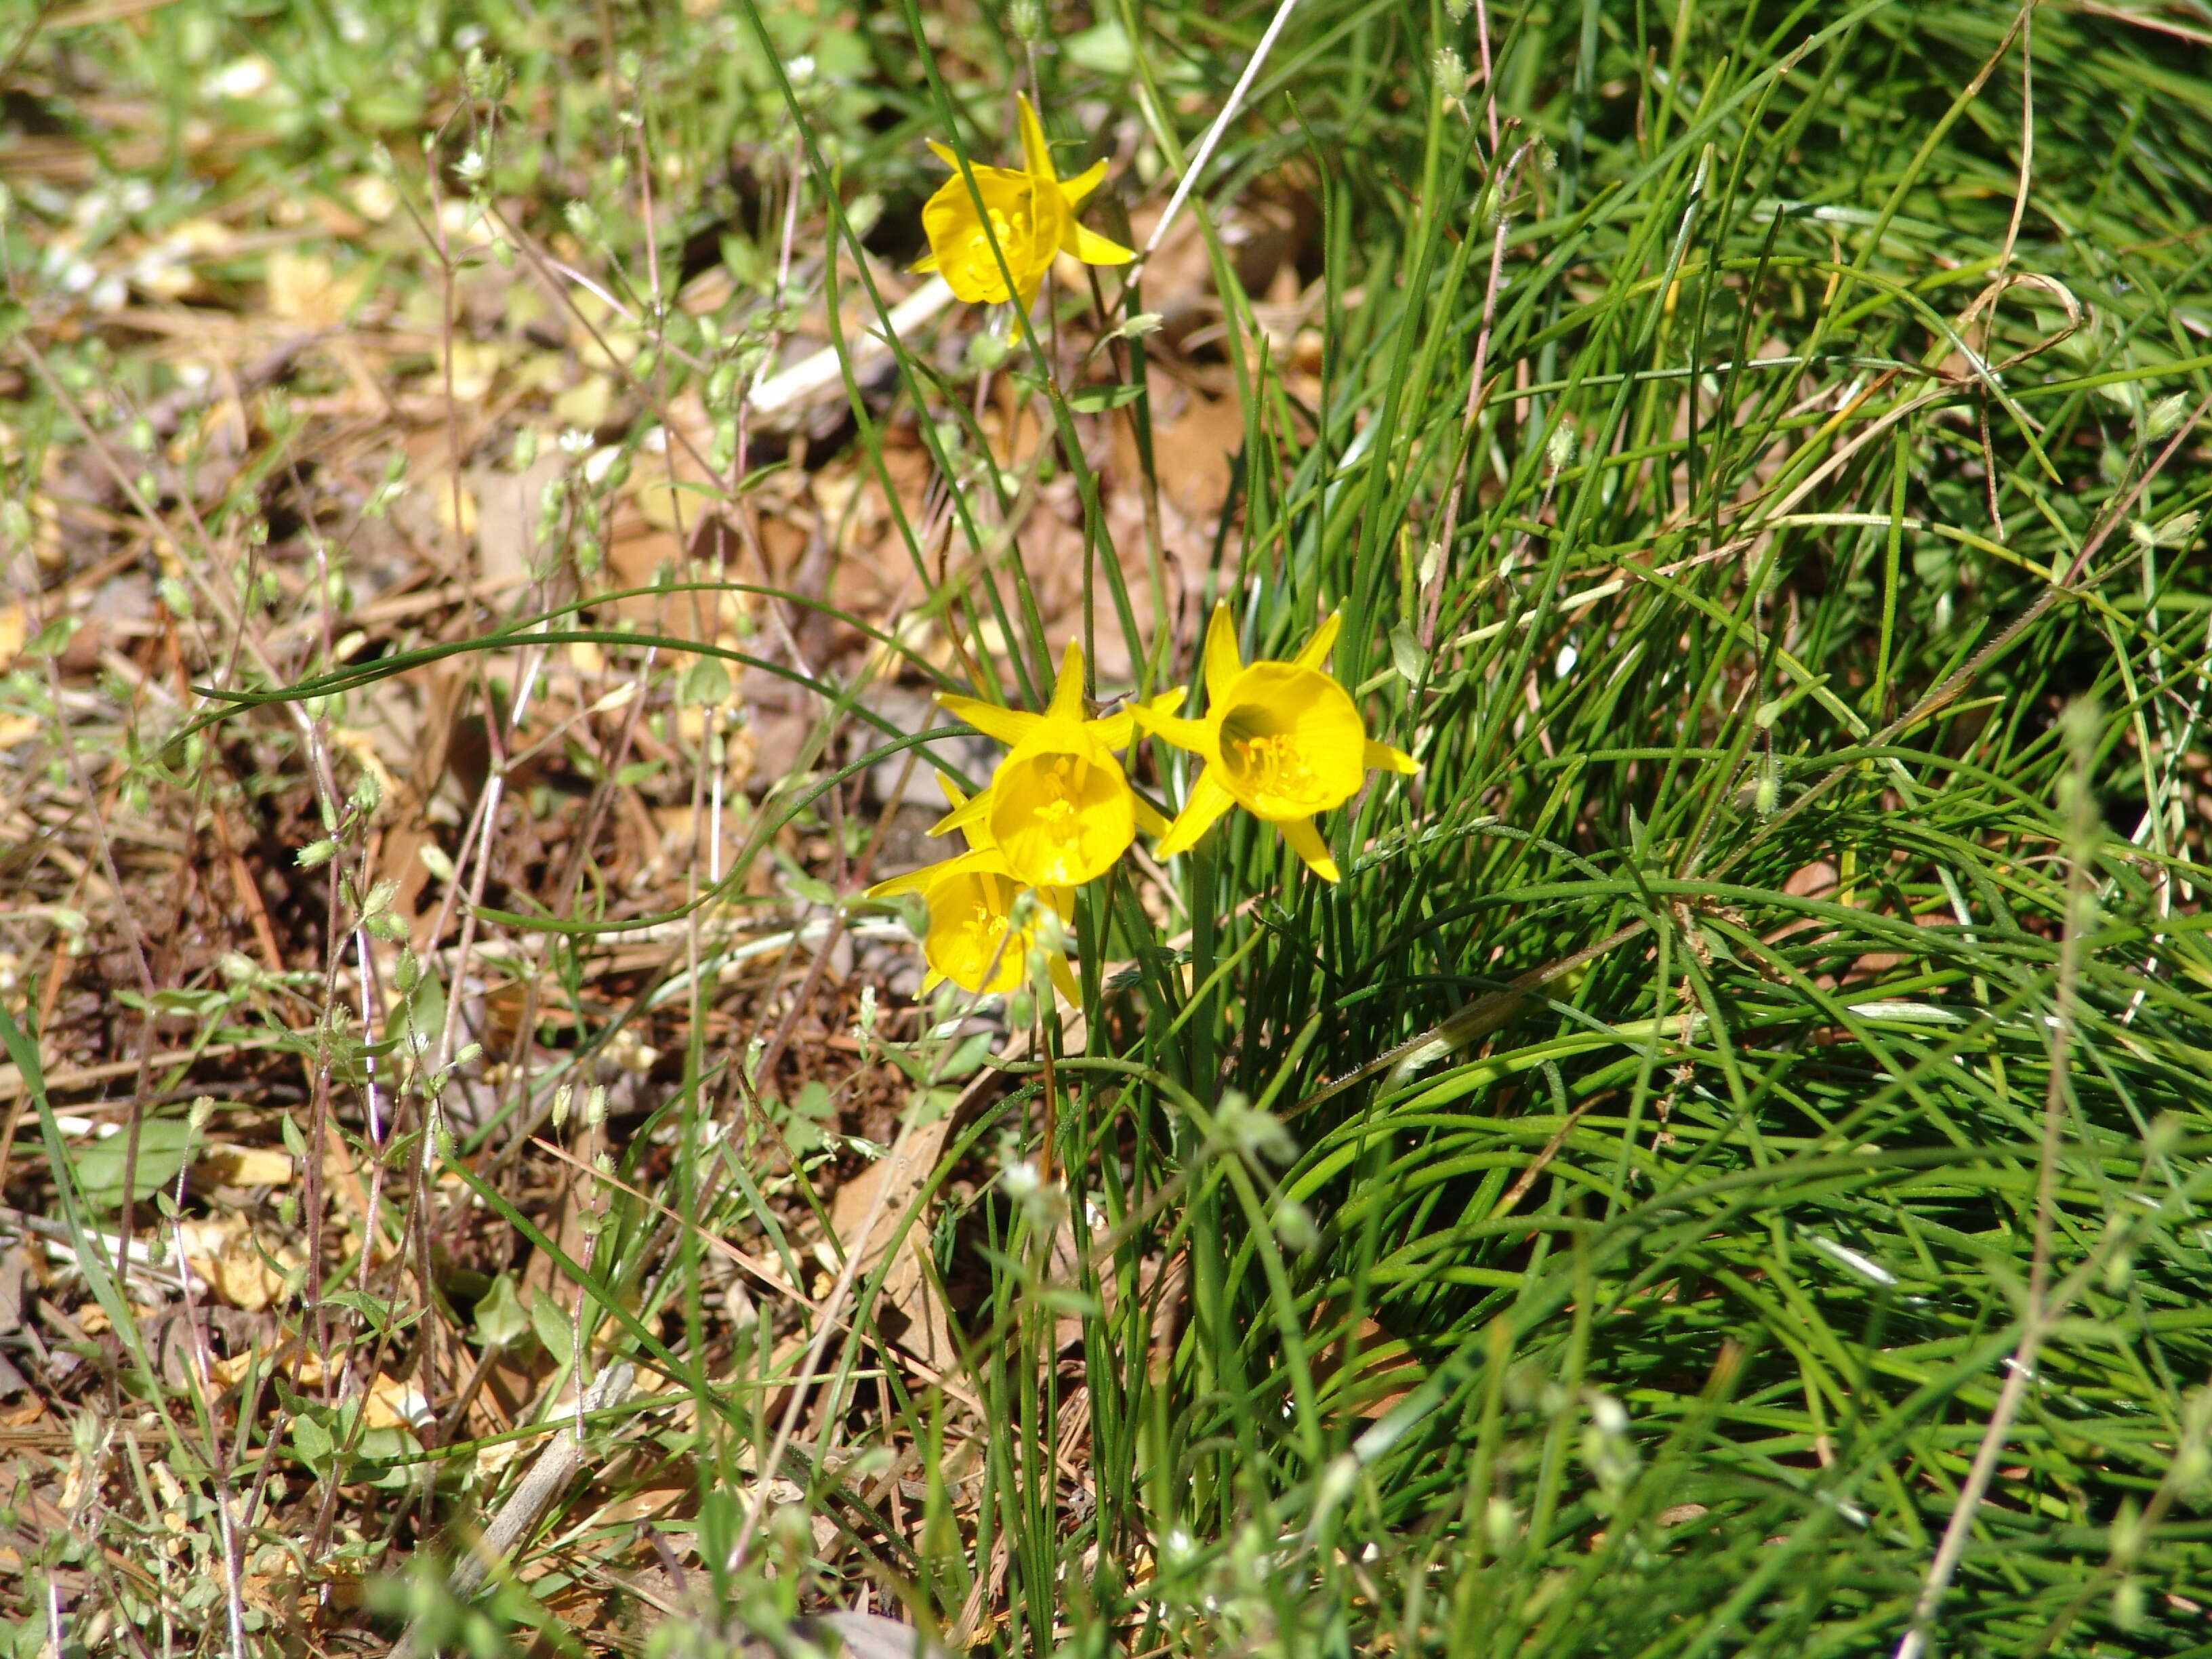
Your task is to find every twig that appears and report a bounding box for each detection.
[743,276,958,419]
[395,1359,637,1656]
[1142,0,1301,256]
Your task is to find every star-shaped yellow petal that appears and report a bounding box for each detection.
[933,640,1175,886]
[867,777,1076,996]
[912,94,1134,308]
[1136,605,1420,882]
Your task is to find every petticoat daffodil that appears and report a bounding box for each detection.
[914,92,1134,308]
[934,638,1179,889]
[867,781,1076,998]
[1134,605,1420,883]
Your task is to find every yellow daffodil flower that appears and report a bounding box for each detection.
[1133,605,1420,883]
[868,781,1076,998]
[933,638,1179,888]
[914,92,1134,308]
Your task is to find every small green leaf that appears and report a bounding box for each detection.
[779,865,839,907]
[72,1118,194,1208]
[680,659,731,707]
[472,1273,531,1351]
[1065,17,1133,74]
[1389,624,1424,685]
[290,1412,335,1472]
[1069,382,1145,414]
[322,1289,404,1333]
[529,1289,575,1365]
[2130,511,2200,550]
[907,1085,960,1127]
[23,615,82,659]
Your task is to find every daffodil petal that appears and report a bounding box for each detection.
[1046,638,1088,721]
[867,867,937,899]
[910,249,941,274]
[918,163,1043,306]
[926,140,961,168]
[1102,682,1189,750]
[1017,91,1054,181]
[987,735,1133,886]
[937,775,970,809]
[1204,603,1244,707]
[868,842,1003,898]
[1278,816,1341,883]
[927,789,996,840]
[1129,704,1220,763]
[1132,793,1172,838]
[1058,158,1109,211]
[922,968,945,991]
[1050,955,1081,1004]
[1292,610,1344,671]
[1365,739,1420,775]
[1071,222,1135,266]
[1155,768,1238,860]
[937,693,1039,748]
[920,865,1032,993]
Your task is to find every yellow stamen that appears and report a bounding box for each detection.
[1224,722,1328,815]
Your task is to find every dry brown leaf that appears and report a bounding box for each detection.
[266,250,363,328]
[469,452,568,586]
[199,1145,294,1186]
[1151,388,1246,518]
[241,1570,306,1626]
[363,1372,431,1431]
[828,1117,955,1369]
[554,372,615,428]
[178,1216,301,1311]
[209,1345,328,1389]
[626,398,720,532]
[443,338,506,403]
[430,474,479,539]
[326,728,401,821]
[1311,1305,1425,1420]
[589,1486,689,1528]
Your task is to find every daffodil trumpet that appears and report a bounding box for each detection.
[933,638,1181,889]
[1133,605,1420,883]
[914,92,1135,309]
[867,781,1078,999]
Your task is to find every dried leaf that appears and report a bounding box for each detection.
[199,1145,295,1186]
[361,1372,432,1431]
[178,1216,302,1311]
[266,250,363,327]
[209,1345,328,1389]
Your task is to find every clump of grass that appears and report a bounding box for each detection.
[4,0,2212,1655]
